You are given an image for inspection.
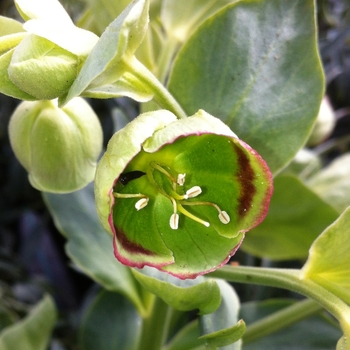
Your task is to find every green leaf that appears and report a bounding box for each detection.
[0,295,57,350]
[306,153,350,213]
[61,0,150,105]
[43,184,148,316]
[79,289,142,350]
[241,299,342,350]
[241,174,339,260]
[199,279,244,349]
[161,0,235,42]
[301,206,350,305]
[164,320,206,350]
[132,267,221,315]
[168,0,324,174]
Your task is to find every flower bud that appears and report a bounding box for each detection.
[9,98,103,193]
[8,34,80,100]
[95,109,273,279]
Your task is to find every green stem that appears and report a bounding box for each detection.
[243,298,322,344]
[138,295,173,350]
[124,55,187,120]
[208,265,350,347]
[155,38,181,84]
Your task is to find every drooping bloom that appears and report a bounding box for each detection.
[95,109,273,279]
[9,98,103,193]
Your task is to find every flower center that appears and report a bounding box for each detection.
[113,162,230,230]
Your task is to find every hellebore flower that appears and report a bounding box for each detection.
[5,0,98,100]
[9,98,103,193]
[95,110,273,279]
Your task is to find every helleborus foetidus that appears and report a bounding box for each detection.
[95,110,273,279]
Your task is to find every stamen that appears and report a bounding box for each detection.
[170,213,179,230]
[135,197,149,211]
[150,162,177,183]
[180,201,230,225]
[218,210,230,224]
[185,186,202,199]
[178,204,210,227]
[177,174,186,186]
[114,193,146,199]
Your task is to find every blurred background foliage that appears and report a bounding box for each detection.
[0,0,349,348]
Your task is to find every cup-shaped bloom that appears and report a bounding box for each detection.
[9,98,103,193]
[95,110,273,279]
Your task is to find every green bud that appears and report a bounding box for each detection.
[8,34,80,100]
[9,98,103,193]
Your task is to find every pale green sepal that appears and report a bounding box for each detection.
[9,98,103,193]
[23,19,99,57]
[0,295,57,350]
[0,16,24,36]
[0,32,27,55]
[62,0,149,106]
[0,48,36,100]
[132,266,222,315]
[199,279,244,349]
[143,109,237,152]
[81,73,154,102]
[15,0,72,24]
[95,110,177,233]
[337,335,349,350]
[9,34,79,100]
[301,206,350,305]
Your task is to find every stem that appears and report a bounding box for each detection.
[208,265,350,347]
[138,295,173,350]
[243,298,322,344]
[155,38,181,84]
[123,55,187,120]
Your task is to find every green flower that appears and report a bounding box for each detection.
[5,0,98,100]
[95,110,273,279]
[9,98,102,193]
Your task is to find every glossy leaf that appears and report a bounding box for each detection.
[199,279,244,349]
[168,0,324,174]
[132,266,221,315]
[242,174,339,260]
[241,299,342,349]
[43,184,148,316]
[306,153,350,213]
[79,290,142,350]
[301,206,350,305]
[62,0,149,105]
[0,295,56,350]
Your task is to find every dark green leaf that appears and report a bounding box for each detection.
[43,184,148,316]
[241,174,339,260]
[0,295,56,350]
[79,290,142,350]
[168,0,324,174]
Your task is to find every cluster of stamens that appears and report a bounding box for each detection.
[114,162,230,230]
